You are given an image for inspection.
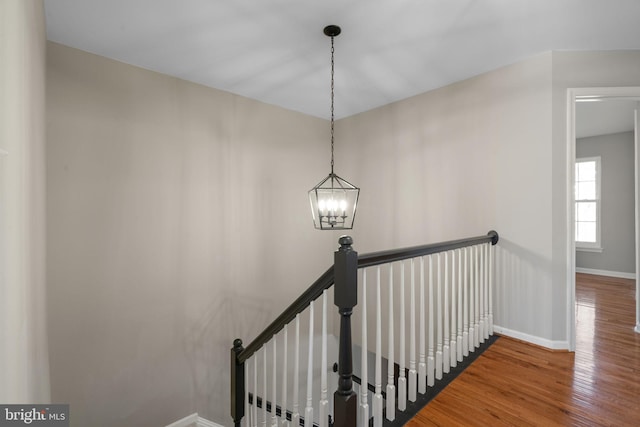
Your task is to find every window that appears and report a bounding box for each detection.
[575,157,601,250]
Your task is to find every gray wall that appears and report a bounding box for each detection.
[344,49,640,349]
[576,131,635,274]
[340,52,557,347]
[46,42,336,426]
[45,42,640,425]
[0,0,50,403]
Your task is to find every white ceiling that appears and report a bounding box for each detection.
[44,0,640,121]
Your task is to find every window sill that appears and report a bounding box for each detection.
[576,246,603,253]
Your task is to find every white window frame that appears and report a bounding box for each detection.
[575,156,602,252]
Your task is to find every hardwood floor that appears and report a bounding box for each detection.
[406,273,640,426]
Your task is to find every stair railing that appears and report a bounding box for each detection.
[231,231,499,427]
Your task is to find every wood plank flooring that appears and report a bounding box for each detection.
[406,273,640,426]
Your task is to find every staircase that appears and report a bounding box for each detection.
[231,231,499,427]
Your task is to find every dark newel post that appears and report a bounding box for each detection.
[230,338,245,427]
[333,235,358,427]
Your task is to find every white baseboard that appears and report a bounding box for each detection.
[575,267,636,280]
[493,325,569,350]
[165,413,198,427]
[165,413,223,427]
[197,417,223,427]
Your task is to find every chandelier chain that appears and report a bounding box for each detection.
[330,35,335,175]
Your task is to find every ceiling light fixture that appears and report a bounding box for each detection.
[309,25,360,230]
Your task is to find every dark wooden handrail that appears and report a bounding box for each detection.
[231,230,499,427]
[237,230,498,364]
[237,265,335,364]
[358,230,499,268]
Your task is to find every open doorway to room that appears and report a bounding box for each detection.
[567,87,640,351]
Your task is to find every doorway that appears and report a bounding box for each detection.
[566,87,640,351]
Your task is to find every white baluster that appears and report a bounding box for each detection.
[263,347,268,427]
[457,248,464,362]
[281,325,289,427]
[386,264,396,421]
[479,244,486,344]
[319,290,328,427]
[408,259,417,401]
[253,356,258,427]
[292,315,300,427]
[360,270,369,427]
[245,359,250,427]
[427,255,435,387]
[272,338,278,427]
[398,262,407,411]
[443,252,450,374]
[468,246,476,352]
[418,257,426,394]
[450,250,457,368]
[474,245,480,349]
[484,243,490,340]
[436,253,443,380]
[271,335,278,427]
[373,267,383,427]
[489,242,494,335]
[305,301,314,425]
[463,247,470,357]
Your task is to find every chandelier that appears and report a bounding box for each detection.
[309,25,360,230]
